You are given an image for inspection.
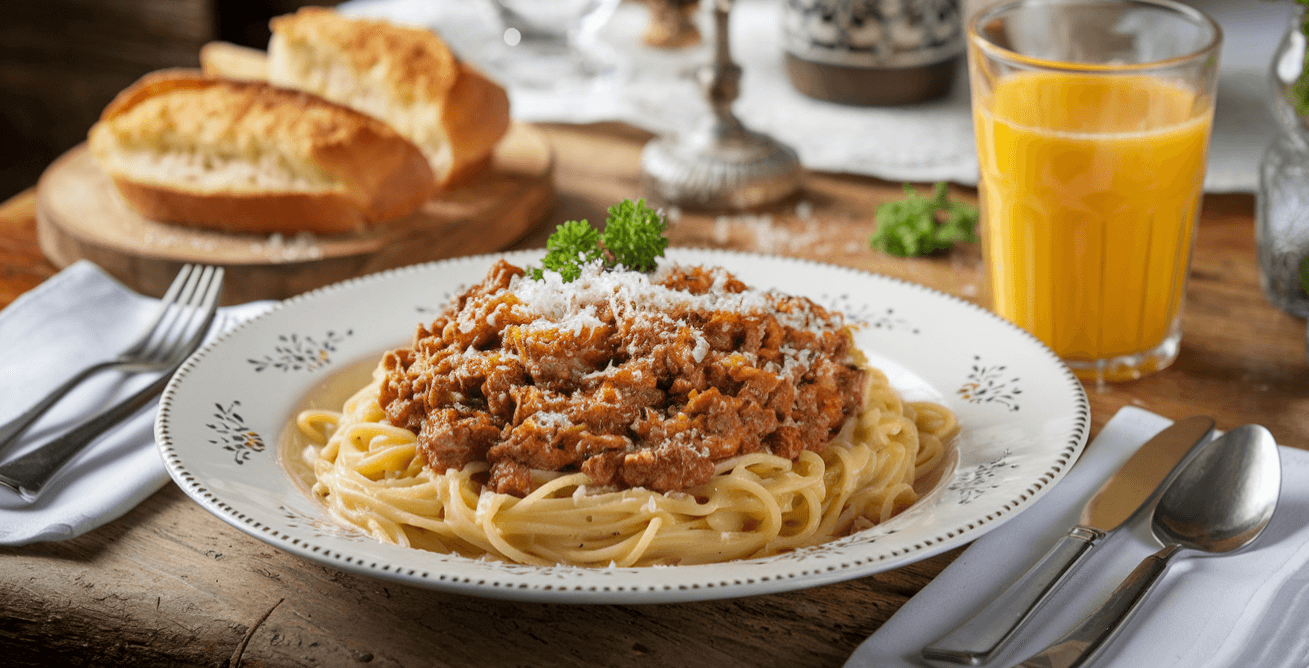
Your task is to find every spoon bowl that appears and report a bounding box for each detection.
[1154,424,1281,554]
[1014,424,1282,668]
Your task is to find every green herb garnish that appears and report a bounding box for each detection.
[869,183,980,258]
[1291,0,1309,115]
[527,198,669,281]
[600,198,669,271]
[533,219,604,282]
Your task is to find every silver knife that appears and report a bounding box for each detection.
[920,415,1216,666]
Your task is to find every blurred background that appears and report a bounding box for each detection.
[0,0,341,201]
[0,0,1292,202]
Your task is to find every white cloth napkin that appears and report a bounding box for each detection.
[0,261,274,545]
[339,0,1291,193]
[846,406,1309,668]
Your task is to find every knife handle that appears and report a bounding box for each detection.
[921,526,1103,665]
[1011,543,1180,668]
[0,369,171,501]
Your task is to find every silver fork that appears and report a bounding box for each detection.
[0,264,225,456]
[0,265,224,500]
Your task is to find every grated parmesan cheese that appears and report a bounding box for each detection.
[530,411,572,429]
[502,261,826,335]
[691,331,709,363]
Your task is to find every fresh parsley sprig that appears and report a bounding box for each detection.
[869,183,979,258]
[535,219,604,282]
[527,198,670,282]
[600,198,669,271]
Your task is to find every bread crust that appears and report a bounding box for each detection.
[89,69,434,236]
[268,8,510,189]
[109,177,369,236]
[269,7,460,105]
[198,41,269,81]
[440,62,511,189]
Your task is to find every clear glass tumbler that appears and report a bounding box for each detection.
[482,0,625,91]
[1257,9,1309,318]
[968,0,1221,384]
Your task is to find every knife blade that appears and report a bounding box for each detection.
[920,414,1216,666]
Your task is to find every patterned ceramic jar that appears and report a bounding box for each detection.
[782,0,964,105]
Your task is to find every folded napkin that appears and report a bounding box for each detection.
[0,261,274,545]
[846,406,1309,668]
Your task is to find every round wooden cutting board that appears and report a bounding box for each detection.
[35,122,555,304]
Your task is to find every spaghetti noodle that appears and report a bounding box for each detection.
[295,260,957,567]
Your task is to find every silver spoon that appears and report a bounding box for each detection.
[1009,424,1281,668]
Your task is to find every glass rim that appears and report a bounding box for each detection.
[968,0,1223,74]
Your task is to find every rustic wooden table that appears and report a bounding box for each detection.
[1,122,1305,667]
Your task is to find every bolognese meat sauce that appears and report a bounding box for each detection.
[378,260,866,496]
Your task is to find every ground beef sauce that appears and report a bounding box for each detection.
[378,259,866,497]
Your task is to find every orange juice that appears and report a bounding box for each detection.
[974,72,1212,376]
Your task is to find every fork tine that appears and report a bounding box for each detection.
[180,267,224,356]
[158,266,225,366]
[120,265,196,358]
[138,266,211,364]
[195,267,225,335]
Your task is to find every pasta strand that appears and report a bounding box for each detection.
[297,362,959,567]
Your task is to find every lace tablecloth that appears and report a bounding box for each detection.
[340,0,1293,193]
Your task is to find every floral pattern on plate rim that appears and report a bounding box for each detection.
[247,330,355,372]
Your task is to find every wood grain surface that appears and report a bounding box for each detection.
[1,121,1306,668]
[34,122,554,304]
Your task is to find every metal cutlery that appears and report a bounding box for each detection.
[0,264,223,454]
[922,415,1217,665]
[0,265,223,500]
[1008,424,1280,668]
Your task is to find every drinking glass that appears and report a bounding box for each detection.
[968,0,1221,384]
[482,0,625,91]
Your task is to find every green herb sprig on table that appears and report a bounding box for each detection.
[1291,0,1309,115]
[527,198,670,282]
[869,183,980,258]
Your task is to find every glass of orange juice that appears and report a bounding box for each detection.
[968,0,1221,384]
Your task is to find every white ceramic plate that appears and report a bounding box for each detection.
[156,249,1090,603]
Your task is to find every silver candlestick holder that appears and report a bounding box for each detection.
[639,0,802,210]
